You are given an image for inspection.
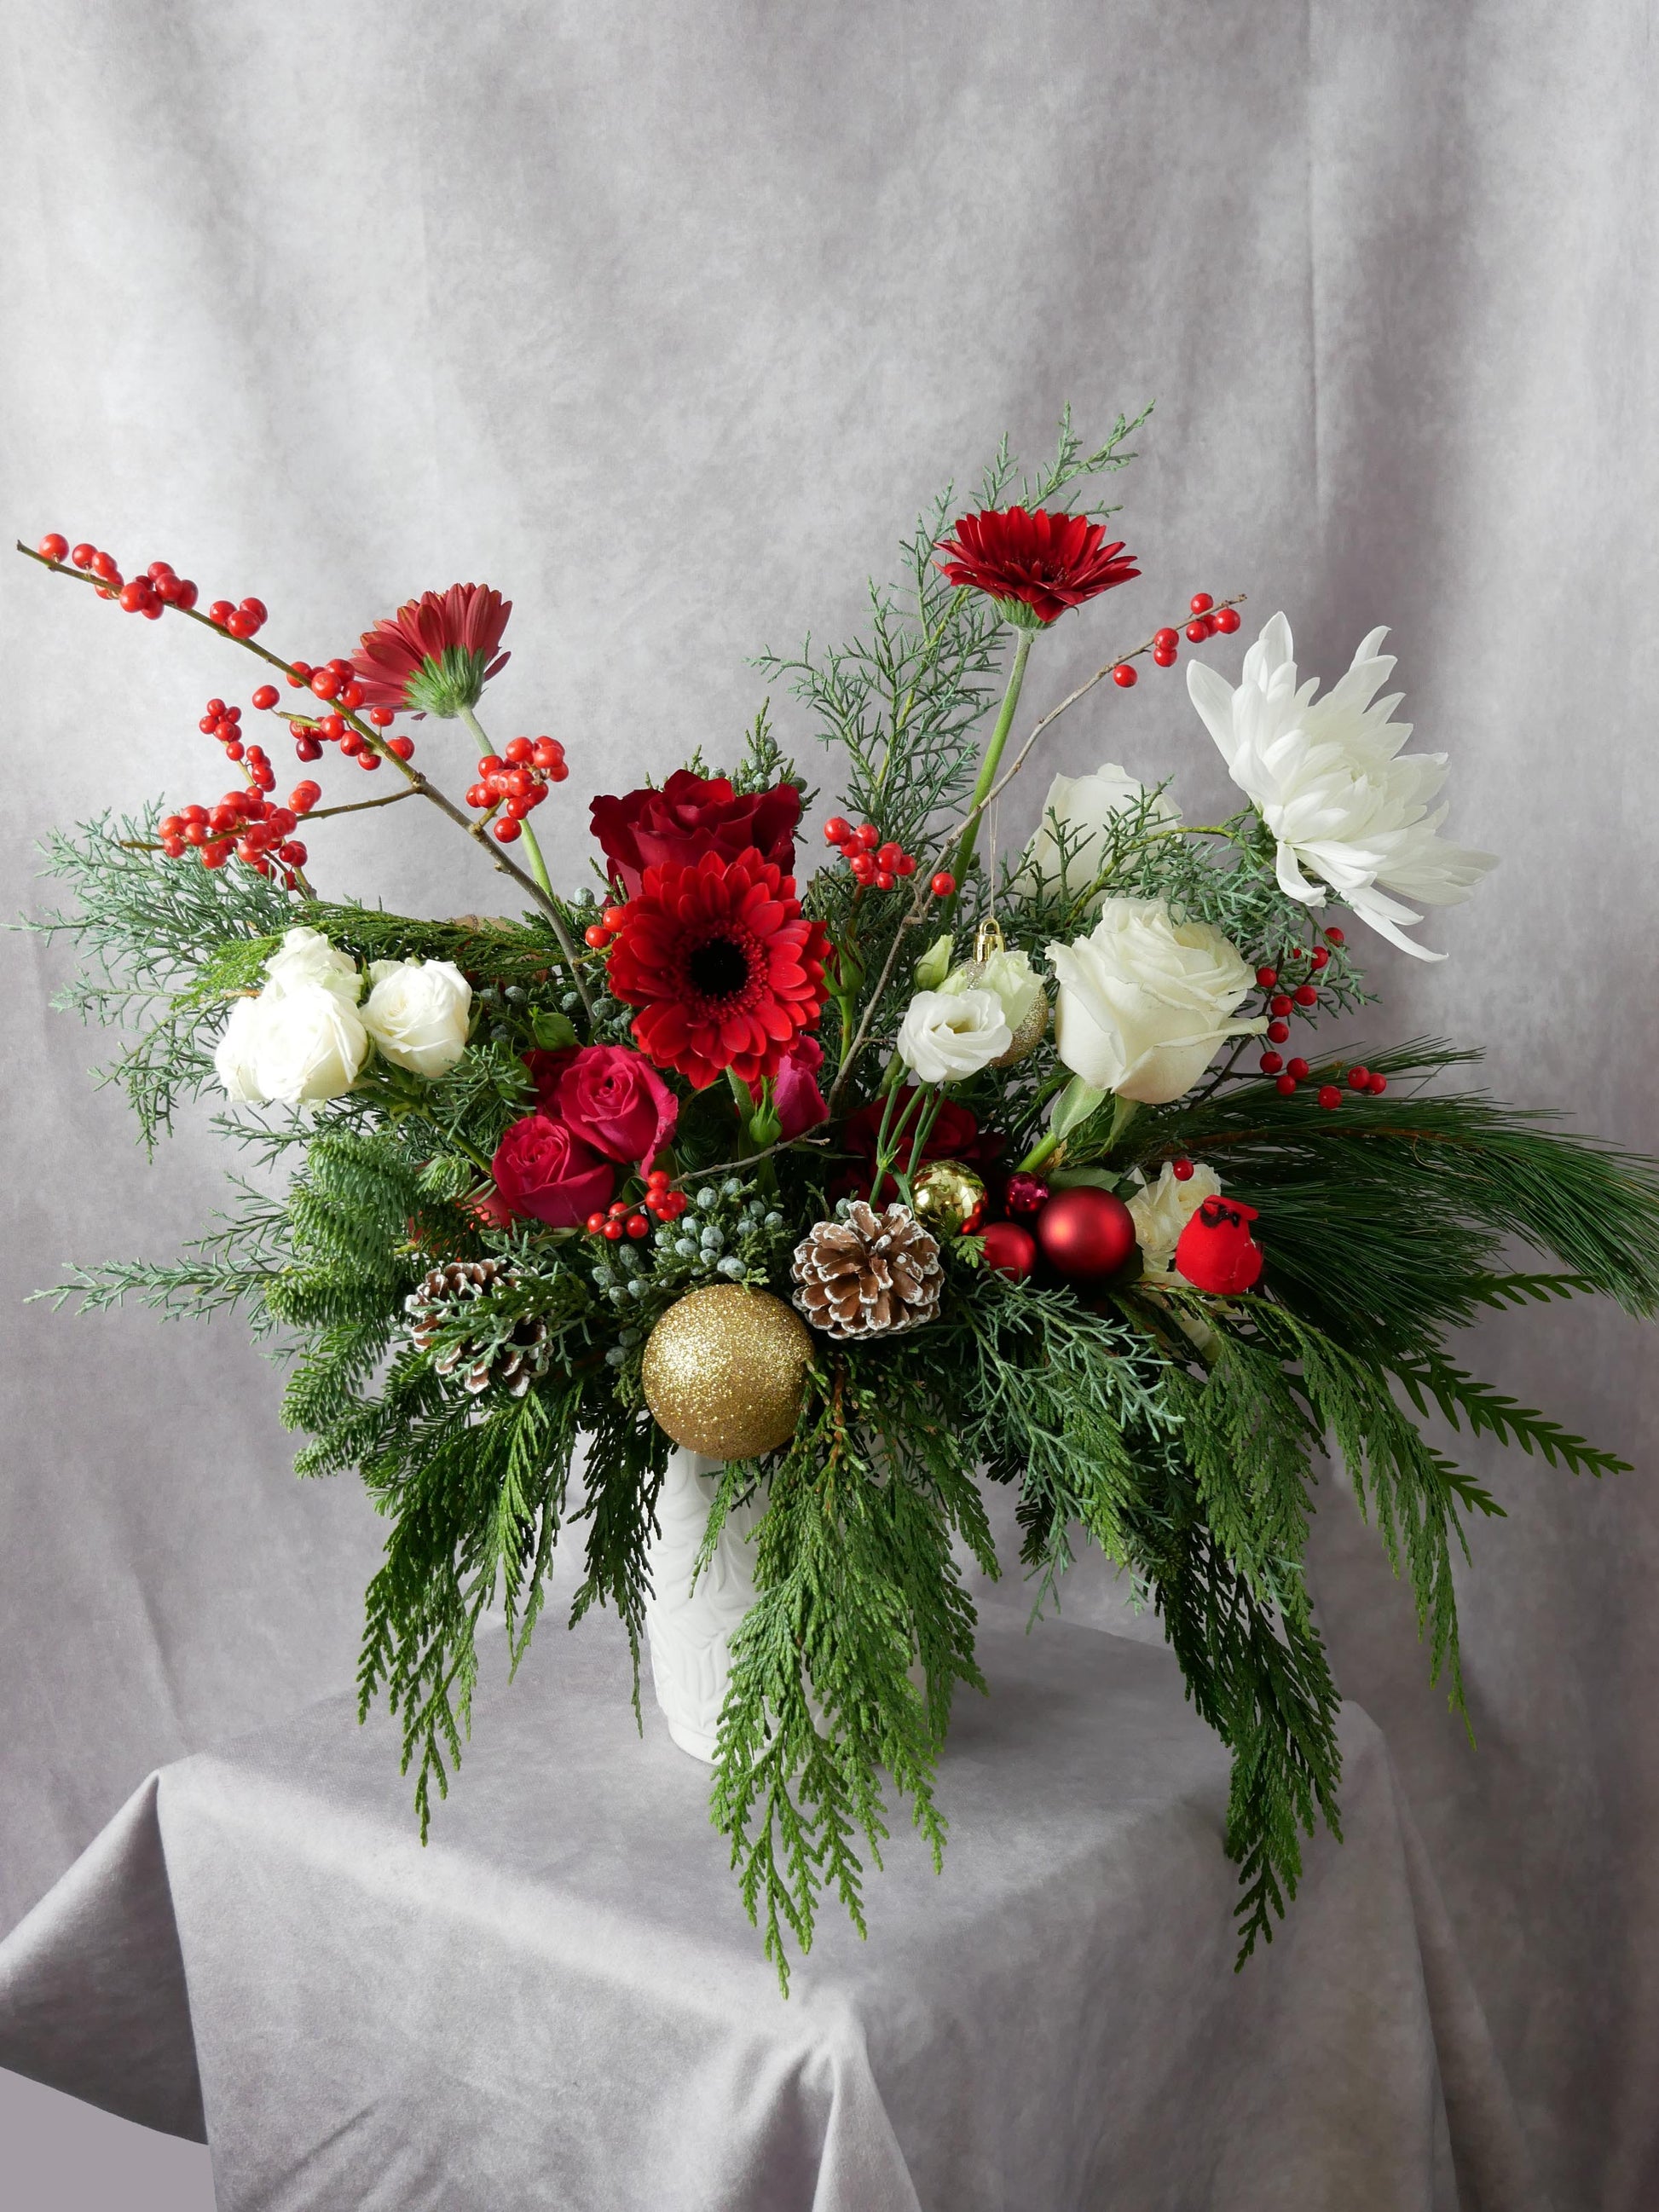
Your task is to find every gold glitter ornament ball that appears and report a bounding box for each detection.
[641,1285,813,1459]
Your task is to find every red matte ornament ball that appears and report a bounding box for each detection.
[1034,1187,1137,1286]
[980,1221,1037,1281]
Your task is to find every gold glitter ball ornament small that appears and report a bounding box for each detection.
[911,1159,986,1236]
[641,1285,813,1459]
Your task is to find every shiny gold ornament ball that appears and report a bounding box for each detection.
[911,1158,987,1236]
[641,1285,812,1459]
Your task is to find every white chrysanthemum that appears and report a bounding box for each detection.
[1186,614,1496,961]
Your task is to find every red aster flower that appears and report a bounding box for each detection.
[935,507,1139,628]
[351,583,512,718]
[605,848,830,1090]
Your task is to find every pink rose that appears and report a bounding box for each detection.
[491,1112,615,1227]
[769,1035,827,1141]
[555,1045,678,1169]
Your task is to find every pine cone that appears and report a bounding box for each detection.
[791,1201,943,1340]
[403,1258,552,1399]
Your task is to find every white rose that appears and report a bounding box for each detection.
[1048,898,1266,1105]
[263,927,361,1006]
[939,946,1043,1033]
[213,995,267,1103]
[361,958,473,1078]
[895,987,1012,1084]
[1126,1160,1223,1285]
[246,982,369,1101]
[1020,763,1179,910]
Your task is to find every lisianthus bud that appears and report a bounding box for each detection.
[912,933,954,990]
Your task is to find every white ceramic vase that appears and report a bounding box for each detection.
[642,1445,765,1763]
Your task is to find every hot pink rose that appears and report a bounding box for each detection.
[491,1112,615,1227]
[768,1035,827,1141]
[554,1045,678,1169]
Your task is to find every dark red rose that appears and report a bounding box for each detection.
[841,1087,998,1203]
[590,770,801,897]
[554,1044,678,1169]
[522,1047,576,1110]
[767,1035,827,1141]
[1174,1195,1263,1295]
[491,1112,615,1228]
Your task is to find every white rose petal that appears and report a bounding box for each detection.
[361,958,473,1079]
[895,987,1013,1085]
[1020,763,1179,912]
[1186,614,1496,961]
[263,927,362,1006]
[1126,1160,1223,1285]
[213,995,267,1103]
[939,946,1043,1034]
[241,981,368,1104]
[1047,898,1266,1105]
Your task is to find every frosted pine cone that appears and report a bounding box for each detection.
[791,1201,943,1340]
[403,1257,552,1398]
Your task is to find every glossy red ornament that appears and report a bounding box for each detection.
[1173,1196,1263,1295]
[980,1221,1037,1281]
[1034,1187,1136,1286]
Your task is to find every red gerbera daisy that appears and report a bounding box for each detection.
[935,507,1139,627]
[605,848,830,1090]
[351,583,512,718]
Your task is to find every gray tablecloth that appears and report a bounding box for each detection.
[0,1608,1542,2210]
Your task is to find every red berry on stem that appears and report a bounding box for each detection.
[338,683,362,711]
[583,923,609,948]
[287,662,313,687]
[1185,621,1209,644]
[1171,1157,1194,1181]
[1190,592,1214,615]
[309,668,341,701]
[226,609,257,638]
[875,869,895,891]
[367,706,394,727]
[1325,925,1345,945]
[1292,984,1318,1008]
[239,598,268,627]
[386,735,414,759]
[208,600,236,627]
[1112,663,1137,687]
[1269,993,1292,1015]
[357,750,380,771]
[173,580,199,610]
[627,1214,650,1239]
[1215,606,1241,634]
[1256,966,1278,989]
[1153,644,1178,667]
[602,1219,623,1241]
[1267,1019,1291,1043]
[71,543,95,568]
[895,852,916,875]
[38,534,68,562]
[1275,1073,1298,1096]
[505,736,533,764]
[850,853,876,883]
[876,841,904,871]
[823,817,851,845]
[1368,1071,1388,1094]
[1317,1085,1342,1110]
[1260,1050,1284,1074]
[1286,1056,1310,1081]
[856,823,881,850]
[91,550,118,580]
[1309,945,1329,970]
[930,871,956,898]
[1348,1066,1369,1090]
[118,580,150,613]
[531,738,562,770]
[1153,627,1178,651]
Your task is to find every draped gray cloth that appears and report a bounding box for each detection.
[0,1608,1543,2211]
[2,1,1654,2203]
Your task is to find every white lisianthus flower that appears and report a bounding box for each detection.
[1020,762,1178,910]
[939,946,1043,1032]
[896,987,1012,1084]
[216,981,368,1105]
[1126,1160,1224,1285]
[1048,898,1266,1105]
[361,958,473,1078]
[1186,614,1496,961]
[263,927,362,1005]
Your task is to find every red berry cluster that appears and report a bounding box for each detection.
[1107,592,1242,688]
[820,817,922,892]
[41,535,205,616]
[586,1170,688,1239]
[280,659,411,771]
[583,901,630,951]
[156,788,309,876]
[1254,927,1349,1057]
[465,736,569,844]
[205,593,268,639]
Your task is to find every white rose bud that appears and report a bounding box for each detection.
[895,987,1012,1085]
[361,958,473,1079]
[1047,898,1266,1105]
[1125,1160,1224,1285]
[216,980,368,1105]
[1020,764,1179,911]
[263,927,362,1006]
[939,945,1043,1033]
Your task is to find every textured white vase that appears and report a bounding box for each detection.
[642,1446,765,1763]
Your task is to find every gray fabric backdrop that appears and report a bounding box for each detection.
[2,3,1654,2205]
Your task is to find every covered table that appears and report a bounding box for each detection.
[0,1606,1541,2209]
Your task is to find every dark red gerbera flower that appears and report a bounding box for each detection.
[935,507,1139,627]
[351,583,512,717]
[590,771,801,898]
[605,847,830,1089]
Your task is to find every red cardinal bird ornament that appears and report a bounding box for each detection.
[1174,1194,1264,1295]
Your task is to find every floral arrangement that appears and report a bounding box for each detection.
[24,414,1659,1990]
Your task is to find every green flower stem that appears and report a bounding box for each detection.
[946,626,1035,904]
[1018,1127,1063,1175]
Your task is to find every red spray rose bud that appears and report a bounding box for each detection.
[1173,1195,1263,1296]
[490,1112,615,1228]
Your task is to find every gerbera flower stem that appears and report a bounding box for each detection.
[946,627,1034,903]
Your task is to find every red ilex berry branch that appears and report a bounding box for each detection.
[17,536,594,1018]
[584,1170,689,1240]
